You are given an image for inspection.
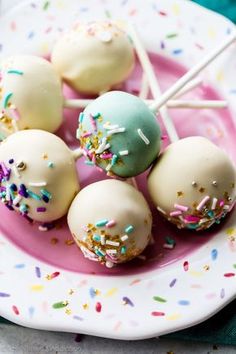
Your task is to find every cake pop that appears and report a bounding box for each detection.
[51,21,135,95]
[76,90,161,178]
[148,137,236,230]
[0,130,79,223]
[0,55,63,138]
[67,179,152,267]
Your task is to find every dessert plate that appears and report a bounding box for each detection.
[0,0,236,340]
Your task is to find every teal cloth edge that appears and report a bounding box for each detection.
[0,0,236,346]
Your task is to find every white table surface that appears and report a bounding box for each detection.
[0,0,236,352]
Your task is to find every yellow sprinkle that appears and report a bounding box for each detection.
[166,313,182,321]
[226,227,236,236]
[82,303,89,310]
[105,288,118,297]
[189,270,204,277]
[65,308,72,315]
[30,284,44,292]
[208,28,216,39]
[216,70,224,82]
[172,3,180,15]
[65,239,75,246]
[42,153,48,160]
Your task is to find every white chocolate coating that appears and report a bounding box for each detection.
[67,179,152,266]
[148,137,236,231]
[0,130,79,222]
[0,55,63,138]
[51,21,135,94]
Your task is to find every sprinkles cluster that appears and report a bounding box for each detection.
[75,219,137,268]
[0,158,53,222]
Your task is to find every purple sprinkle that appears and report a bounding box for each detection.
[73,315,84,321]
[220,288,225,299]
[42,195,49,203]
[89,287,96,299]
[211,249,218,261]
[178,300,190,306]
[74,334,83,342]
[169,278,177,287]
[37,207,46,212]
[172,48,183,55]
[19,184,28,198]
[10,183,17,191]
[35,266,41,278]
[5,204,14,211]
[122,296,134,307]
[8,159,14,164]
[160,40,165,49]
[0,292,10,297]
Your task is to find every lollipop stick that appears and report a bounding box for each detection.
[128,24,179,142]
[71,147,83,161]
[64,98,227,110]
[173,77,202,98]
[139,74,149,99]
[151,31,236,112]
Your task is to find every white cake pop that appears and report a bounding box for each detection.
[0,55,63,138]
[51,21,135,94]
[67,179,152,267]
[0,130,79,223]
[148,137,236,231]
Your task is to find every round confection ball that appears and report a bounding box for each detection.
[0,55,63,137]
[148,136,236,231]
[0,130,79,222]
[77,91,161,177]
[67,179,152,266]
[51,21,135,94]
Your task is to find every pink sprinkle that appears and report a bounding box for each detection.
[10,21,16,31]
[184,215,200,223]
[11,108,20,121]
[219,200,225,207]
[106,220,116,228]
[151,311,165,316]
[224,273,235,277]
[183,261,189,271]
[196,196,210,211]
[95,302,102,313]
[101,153,113,159]
[90,114,97,132]
[170,210,182,217]
[37,207,46,212]
[161,135,168,141]
[12,305,19,315]
[49,271,60,279]
[174,204,188,212]
[81,132,92,138]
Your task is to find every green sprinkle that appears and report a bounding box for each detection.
[48,161,54,168]
[166,33,178,39]
[52,301,68,309]
[19,204,28,213]
[165,236,176,245]
[3,92,13,108]
[233,264,236,269]
[78,112,84,123]
[85,160,94,166]
[153,296,167,303]
[27,190,41,201]
[0,132,6,141]
[121,246,126,254]
[92,112,101,119]
[95,249,105,257]
[43,1,50,10]
[40,189,52,199]
[7,69,23,75]
[95,219,108,227]
[93,234,101,242]
[111,154,118,166]
[186,223,199,229]
[125,225,134,234]
[207,210,214,218]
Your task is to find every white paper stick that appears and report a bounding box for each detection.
[173,77,202,98]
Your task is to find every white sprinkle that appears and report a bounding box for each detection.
[196,196,210,211]
[223,205,230,210]
[6,185,10,201]
[106,249,117,255]
[28,181,47,187]
[12,165,21,178]
[120,234,128,242]
[105,260,114,268]
[211,197,218,210]
[106,163,112,171]
[97,31,113,43]
[157,206,166,215]
[95,138,108,154]
[38,225,49,232]
[106,240,120,247]
[163,243,174,249]
[137,128,150,145]
[106,127,126,136]
[101,235,105,245]
[103,123,119,130]
[119,150,129,156]
[199,218,210,225]
[13,194,22,206]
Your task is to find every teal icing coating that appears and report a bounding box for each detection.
[77,91,161,177]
